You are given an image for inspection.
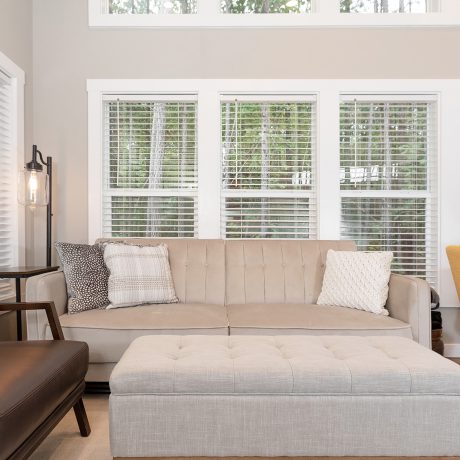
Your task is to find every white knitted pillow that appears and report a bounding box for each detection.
[104,243,178,309]
[317,250,393,315]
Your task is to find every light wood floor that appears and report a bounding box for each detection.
[30,395,111,460]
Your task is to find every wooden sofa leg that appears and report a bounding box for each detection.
[73,397,91,437]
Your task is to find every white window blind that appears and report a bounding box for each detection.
[340,0,431,13]
[339,97,438,285]
[221,0,312,13]
[0,71,16,300]
[103,0,197,14]
[221,96,316,239]
[103,96,198,238]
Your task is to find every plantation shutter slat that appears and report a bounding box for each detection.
[339,98,438,286]
[0,72,15,300]
[221,98,317,239]
[102,98,198,238]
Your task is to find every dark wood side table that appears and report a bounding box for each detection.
[0,266,59,340]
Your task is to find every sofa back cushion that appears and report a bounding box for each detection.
[225,240,356,305]
[97,239,226,305]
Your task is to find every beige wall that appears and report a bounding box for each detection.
[33,0,460,254]
[0,0,33,339]
[2,0,459,345]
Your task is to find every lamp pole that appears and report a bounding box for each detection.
[29,145,53,267]
[45,156,52,267]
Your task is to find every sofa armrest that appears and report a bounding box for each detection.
[25,271,68,340]
[386,273,432,348]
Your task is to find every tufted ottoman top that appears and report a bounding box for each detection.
[110,335,460,396]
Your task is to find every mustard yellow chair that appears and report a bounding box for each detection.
[447,246,460,301]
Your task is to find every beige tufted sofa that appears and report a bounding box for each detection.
[25,239,432,382]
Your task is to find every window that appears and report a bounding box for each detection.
[102,96,198,238]
[221,97,316,238]
[221,0,312,14]
[89,80,457,295]
[340,0,430,13]
[339,96,437,283]
[0,53,24,300]
[90,0,458,26]
[104,0,197,14]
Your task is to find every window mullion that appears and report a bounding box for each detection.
[316,0,340,14]
[197,88,221,238]
[318,89,341,239]
[198,0,220,16]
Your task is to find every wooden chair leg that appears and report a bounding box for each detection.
[73,397,91,437]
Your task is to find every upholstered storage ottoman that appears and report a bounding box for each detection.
[109,335,460,459]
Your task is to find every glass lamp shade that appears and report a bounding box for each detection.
[18,169,49,207]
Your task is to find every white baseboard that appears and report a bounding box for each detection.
[444,344,460,358]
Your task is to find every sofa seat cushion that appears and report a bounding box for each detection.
[0,341,88,460]
[228,303,412,338]
[45,304,229,363]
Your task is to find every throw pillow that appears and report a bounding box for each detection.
[103,243,178,309]
[317,250,393,315]
[55,242,110,314]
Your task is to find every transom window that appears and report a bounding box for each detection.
[90,0,457,27]
[104,0,197,14]
[221,0,312,14]
[340,0,430,13]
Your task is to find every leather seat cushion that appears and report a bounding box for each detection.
[0,340,88,459]
[46,304,229,363]
[227,303,413,338]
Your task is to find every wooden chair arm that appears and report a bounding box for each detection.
[0,302,64,340]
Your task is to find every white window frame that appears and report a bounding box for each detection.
[0,51,25,300]
[88,0,460,27]
[88,79,460,306]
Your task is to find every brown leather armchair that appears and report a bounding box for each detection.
[0,302,90,460]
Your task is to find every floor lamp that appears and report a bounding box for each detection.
[18,145,53,267]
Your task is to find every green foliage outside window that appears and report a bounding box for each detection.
[108,0,197,14]
[340,101,435,282]
[221,0,311,14]
[221,100,315,238]
[340,0,427,13]
[221,102,314,190]
[106,100,197,237]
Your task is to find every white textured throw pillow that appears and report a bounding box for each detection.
[317,250,393,315]
[104,243,178,309]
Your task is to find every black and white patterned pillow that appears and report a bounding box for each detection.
[55,242,110,314]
